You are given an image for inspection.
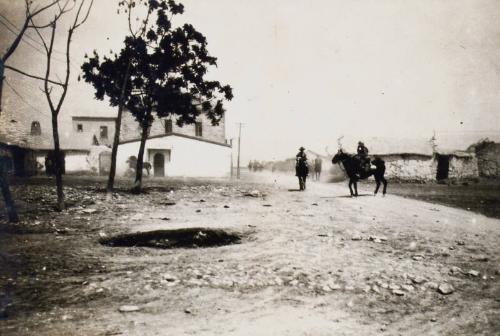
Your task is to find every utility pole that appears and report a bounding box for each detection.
[229,138,234,178]
[236,123,243,179]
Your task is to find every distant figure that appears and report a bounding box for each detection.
[356,141,370,172]
[143,162,152,177]
[313,157,322,181]
[295,147,309,190]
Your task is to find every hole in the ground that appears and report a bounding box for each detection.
[99,228,241,249]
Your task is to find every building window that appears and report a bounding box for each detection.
[77,124,83,132]
[100,126,108,139]
[164,119,173,133]
[31,121,41,135]
[195,122,202,137]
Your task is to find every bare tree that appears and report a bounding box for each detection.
[31,0,93,211]
[0,0,70,222]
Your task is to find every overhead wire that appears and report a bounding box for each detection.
[3,77,51,118]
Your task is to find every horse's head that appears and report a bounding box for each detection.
[331,150,349,164]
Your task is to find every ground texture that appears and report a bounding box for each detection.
[0,174,499,335]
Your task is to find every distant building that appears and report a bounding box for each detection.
[116,112,231,177]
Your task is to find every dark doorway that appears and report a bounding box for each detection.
[153,153,165,177]
[436,155,450,180]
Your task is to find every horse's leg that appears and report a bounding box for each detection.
[298,177,303,190]
[303,176,307,190]
[348,179,354,196]
[374,176,380,195]
[382,177,388,196]
[354,180,358,197]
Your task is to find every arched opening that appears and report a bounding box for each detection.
[31,121,41,135]
[153,153,165,177]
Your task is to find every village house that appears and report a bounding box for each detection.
[342,138,479,181]
[115,112,232,177]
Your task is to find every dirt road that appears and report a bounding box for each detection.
[1,174,499,335]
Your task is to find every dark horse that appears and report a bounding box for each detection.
[331,150,388,196]
[295,157,309,191]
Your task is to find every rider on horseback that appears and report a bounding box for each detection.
[356,141,371,173]
[295,147,309,190]
[296,147,308,174]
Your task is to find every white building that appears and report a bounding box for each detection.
[116,112,231,178]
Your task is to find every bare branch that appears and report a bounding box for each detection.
[4,65,64,87]
[43,21,58,114]
[73,0,94,30]
[27,0,73,29]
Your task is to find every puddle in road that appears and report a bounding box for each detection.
[100,228,241,249]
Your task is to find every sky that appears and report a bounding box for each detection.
[1,0,500,162]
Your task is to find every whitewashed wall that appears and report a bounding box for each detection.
[116,135,231,177]
[65,152,91,172]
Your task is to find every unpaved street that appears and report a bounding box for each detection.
[1,175,499,335]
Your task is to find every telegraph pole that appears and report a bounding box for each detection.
[236,123,243,179]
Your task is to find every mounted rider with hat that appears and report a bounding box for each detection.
[356,141,371,173]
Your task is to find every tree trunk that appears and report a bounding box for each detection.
[0,158,18,223]
[51,113,65,211]
[106,61,131,193]
[131,120,150,194]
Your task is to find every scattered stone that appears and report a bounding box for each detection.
[82,208,97,214]
[263,204,272,207]
[372,285,381,294]
[199,200,206,203]
[411,276,426,285]
[426,282,439,290]
[163,201,176,206]
[322,285,331,292]
[412,255,425,261]
[437,283,454,295]
[223,205,230,209]
[450,266,463,275]
[467,270,480,277]
[312,203,318,206]
[475,256,489,262]
[161,217,170,221]
[456,240,465,246]
[245,190,261,197]
[162,274,177,282]
[184,309,192,314]
[196,210,201,213]
[430,318,437,322]
[351,236,363,241]
[402,285,414,292]
[388,284,400,291]
[393,290,405,296]
[119,305,141,313]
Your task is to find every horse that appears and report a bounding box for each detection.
[331,150,387,196]
[295,157,309,191]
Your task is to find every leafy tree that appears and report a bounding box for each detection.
[82,0,233,193]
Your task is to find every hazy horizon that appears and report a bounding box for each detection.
[1,0,500,162]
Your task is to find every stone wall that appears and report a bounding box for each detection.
[449,156,478,179]
[476,143,500,177]
[382,154,436,180]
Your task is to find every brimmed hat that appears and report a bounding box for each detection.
[299,146,305,151]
